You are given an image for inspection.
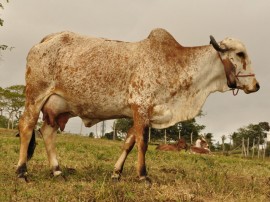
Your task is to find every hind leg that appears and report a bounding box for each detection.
[40,122,62,176]
[16,109,39,178]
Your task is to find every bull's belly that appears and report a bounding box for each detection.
[42,94,202,130]
[42,94,132,129]
[78,106,132,127]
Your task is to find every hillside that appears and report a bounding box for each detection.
[0,128,270,201]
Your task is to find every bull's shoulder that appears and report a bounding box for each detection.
[147,28,183,49]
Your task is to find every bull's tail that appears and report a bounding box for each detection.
[27,130,36,160]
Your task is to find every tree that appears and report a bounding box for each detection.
[232,122,270,148]
[115,118,133,138]
[4,85,25,129]
[214,141,222,151]
[221,135,226,154]
[0,1,7,27]
[0,0,11,54]
[0,85,25,129]
[0,115,8,128]
[177,118,205,143]
[258,122,270,131]
[0,87,7,116]
[205,132,214,150]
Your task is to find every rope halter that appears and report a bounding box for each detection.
[217,53,255,96]
[209,35,255,96]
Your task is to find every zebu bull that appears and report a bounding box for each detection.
[17,28,259,182]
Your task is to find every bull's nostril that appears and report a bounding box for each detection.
[256,83,260,90]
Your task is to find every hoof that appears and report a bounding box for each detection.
[139,176,152,187]
[111,172,121,182]
[52,165,62,177]
[17,171,28,178]
[51,168,67,181]
[16,163,27,178]
[16,164,29,182]
[53,170,62,177]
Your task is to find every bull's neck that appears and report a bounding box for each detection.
[185,45,229,94]
[167,45,230,124]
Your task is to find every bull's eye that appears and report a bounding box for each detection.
[236,52,245,58]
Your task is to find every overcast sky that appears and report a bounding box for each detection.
[0,0,269,141]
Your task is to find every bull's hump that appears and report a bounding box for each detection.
[147,28,182,48]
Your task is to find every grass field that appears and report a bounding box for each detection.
[1,128,270,202]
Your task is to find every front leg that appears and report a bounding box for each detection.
[112,105,151,183]
[136,127,149,181]
[132,105,151,183]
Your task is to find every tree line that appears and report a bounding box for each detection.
[218,122,270,152]
[108,119,270,153]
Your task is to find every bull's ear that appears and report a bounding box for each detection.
[222,58,237,88]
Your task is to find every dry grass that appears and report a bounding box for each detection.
[1,128,270,202]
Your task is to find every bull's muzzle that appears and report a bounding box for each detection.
[255,82,260,91]
[244,82,260,94]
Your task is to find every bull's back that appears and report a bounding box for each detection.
[26,32,142,117]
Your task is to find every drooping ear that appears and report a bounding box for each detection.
[222,58,237,89]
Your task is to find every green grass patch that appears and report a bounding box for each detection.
[1,128,270,201]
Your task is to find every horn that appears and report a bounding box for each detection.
[210,35,228,53]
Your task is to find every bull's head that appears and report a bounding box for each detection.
[210,36,260,94]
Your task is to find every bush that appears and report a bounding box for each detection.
[0,115,8,128]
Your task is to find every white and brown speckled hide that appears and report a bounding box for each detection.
[17,28,259,180]
[27,28,202,130]
[24,28,259,130]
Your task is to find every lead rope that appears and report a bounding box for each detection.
[233,89,239,96]
[232,71,255,96]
